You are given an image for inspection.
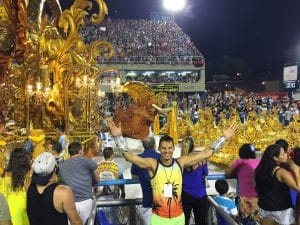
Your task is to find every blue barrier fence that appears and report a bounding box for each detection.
[89,173,237,225]
[94,174,226,187]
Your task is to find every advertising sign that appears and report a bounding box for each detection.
[283,65,298,81]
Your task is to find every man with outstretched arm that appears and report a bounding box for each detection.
[109,120,237,225]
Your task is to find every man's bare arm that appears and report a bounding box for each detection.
[178,150,213,169]
[56,186,83,225]
[108,120,157,175]
[179,124,238,169]
[123,151,156,171]
[93,170,100,182]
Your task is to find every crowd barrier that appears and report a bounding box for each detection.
[88,174,238,225]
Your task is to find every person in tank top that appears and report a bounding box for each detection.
[109,121,237,225]
[27,152,82,225]
[255,144,300,225]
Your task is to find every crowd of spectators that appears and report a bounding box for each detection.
[98,92,300,126]
[80,18,202,64]
[125,73,199,84]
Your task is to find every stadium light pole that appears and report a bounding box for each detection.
[163,0,186,12]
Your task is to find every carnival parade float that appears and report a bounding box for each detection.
[0,0,299,172]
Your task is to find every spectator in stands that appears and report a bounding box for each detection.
[255,144,300,225]
[181,136,209,225]
[0,193,12,225]
[214,179,238,225]
[131,137,160,225]
[1,148,31,225]
[225,143,260,220]
[109,120,237,225]
[58,142,99,224]
[27,152,82,225]
[80,18,202,65]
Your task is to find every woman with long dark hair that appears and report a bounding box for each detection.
[181,136,209,225]
[255,144,300,225]
[1,148,31,225]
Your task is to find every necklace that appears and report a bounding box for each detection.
[163,163,174,184]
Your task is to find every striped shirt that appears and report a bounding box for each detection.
[59,157,97,202]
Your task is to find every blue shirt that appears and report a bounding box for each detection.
[214,196,238,216]
[131,149,160,207]
[183,163,208,198]
[214,196,238,225]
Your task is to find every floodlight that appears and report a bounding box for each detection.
[163,0,186,11]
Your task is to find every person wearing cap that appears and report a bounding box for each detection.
[27,152,82,225]
[58,142,99,224]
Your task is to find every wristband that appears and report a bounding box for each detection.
[113,135,128,153]
[210,136,226,152]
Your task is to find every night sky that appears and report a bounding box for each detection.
[62,0,300,81]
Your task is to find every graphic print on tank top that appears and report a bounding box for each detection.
[151,159,183,218]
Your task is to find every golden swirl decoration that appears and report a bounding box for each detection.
[58,0,91,37]
[39,0,112,125]
[91,0,108,24]
[87,40,115,63]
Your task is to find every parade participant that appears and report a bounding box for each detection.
[29,129,46,159]
[55,124,68,158]
[131,136,160,225]
[27,152,82,225]
[181,136,209,225]
[109,120,237,225]
[113,81,169,139]
[58,142,99,224]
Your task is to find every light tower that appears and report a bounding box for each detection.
[163,0,186,11]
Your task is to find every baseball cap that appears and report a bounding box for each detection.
[31,152,56,185]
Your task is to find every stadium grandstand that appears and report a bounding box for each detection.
[80,16,206,93]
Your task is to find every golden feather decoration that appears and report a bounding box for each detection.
[123,81,155,107]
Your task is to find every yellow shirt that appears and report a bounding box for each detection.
[32,144,45,160]
[0,176,30,225]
